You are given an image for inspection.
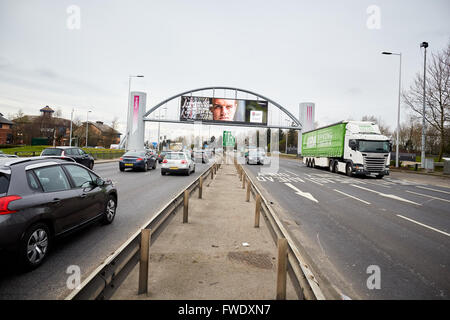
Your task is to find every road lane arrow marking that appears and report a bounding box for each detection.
[285,183,319,203]
[350,184,421,206]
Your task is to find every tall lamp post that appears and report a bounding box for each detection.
[382,51,402,167]
[126,75,144,150]
[420,42,428,168]
[69,108,74,146]
[85,110,92,147]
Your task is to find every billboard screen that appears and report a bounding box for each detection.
[180,96,268,125]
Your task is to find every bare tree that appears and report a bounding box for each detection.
[403,41,450,161]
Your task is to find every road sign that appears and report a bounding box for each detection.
[223,131,235,147]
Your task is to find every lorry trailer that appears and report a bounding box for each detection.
[301,121,391,178]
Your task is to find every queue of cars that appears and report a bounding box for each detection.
[0,146,214,271]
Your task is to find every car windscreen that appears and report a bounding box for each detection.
[41,148,63,156]
[0,172,10,196]
[124,151,146,157]
[165,153,185,160]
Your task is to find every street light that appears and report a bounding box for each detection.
[85,110,92,147]
[382,51,402,168]
[126,75,144,150]
[69,108,74,146]
[420,42,428,169]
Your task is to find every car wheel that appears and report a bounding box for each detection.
[192,165,195,173]
[153,162,156,170]
[346,163,353,177]
[20,223,51,270]
[186,167,191,176]
[120,167,125,172]
[144,162,148,172]
[101,195,117,225]
[161,170,166,176]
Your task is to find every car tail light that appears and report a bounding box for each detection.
[137,158,143,161]
[119,157,123,161]
[181,160,187,164]
[162,159,168,163]
[0,195,22,215]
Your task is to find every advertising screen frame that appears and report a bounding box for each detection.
[180,95,268,126]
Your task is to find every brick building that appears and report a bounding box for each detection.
[0,113,14,144]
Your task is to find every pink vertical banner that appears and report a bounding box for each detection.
[132,95,140,133]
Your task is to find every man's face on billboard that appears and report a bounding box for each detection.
[211,99,237,121]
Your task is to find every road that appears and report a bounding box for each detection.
[0,161,211,300]
[244,158,450,299]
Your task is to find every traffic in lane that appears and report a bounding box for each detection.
[244,158,450,299]
[0,160,212,299]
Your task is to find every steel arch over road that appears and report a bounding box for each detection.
[142,86,302,129]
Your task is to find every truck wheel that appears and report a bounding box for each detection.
[346,163,353,177]
[329,161,334,172]
[311,160,315,168]
[333,161,338,173]
[376,174,384,179]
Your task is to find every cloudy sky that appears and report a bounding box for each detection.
[0,0,449,142]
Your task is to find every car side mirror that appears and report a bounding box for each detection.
[96,178,105,186]
[389,142,393,152]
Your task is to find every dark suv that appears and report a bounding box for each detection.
[0,156,118,270]
[41,147,95,169]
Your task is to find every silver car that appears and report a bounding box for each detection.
[246,148,267,165]
[161,152,195,176]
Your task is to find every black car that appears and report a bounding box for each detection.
[157,151,167,163]
[0,156,118,270]
[41,147,95,169]
[119,150,157,172]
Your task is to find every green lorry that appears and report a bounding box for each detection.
[302,121,391,178]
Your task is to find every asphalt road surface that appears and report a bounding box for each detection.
[244,158,450,299]
[0,161,211,300]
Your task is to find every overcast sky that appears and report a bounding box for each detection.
[0,0,449,142]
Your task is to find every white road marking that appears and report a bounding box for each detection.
[405,190,450,203]
[284,170,299,176]
[350,184,421,206]
[333,189,371,205]
[304,177,324,186]
[285,183,319,203]
[396,215,450,237]
[416,186,450,195]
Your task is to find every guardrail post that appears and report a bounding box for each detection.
[138,228,151,295]
[254,194,261,228]
[242,172,246,189]
[276,238,288,300]
[211,167,214,180]
[246,180,251,202]
[239,167,243,181]
[183,190,189,223]
[199,176,203,199]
